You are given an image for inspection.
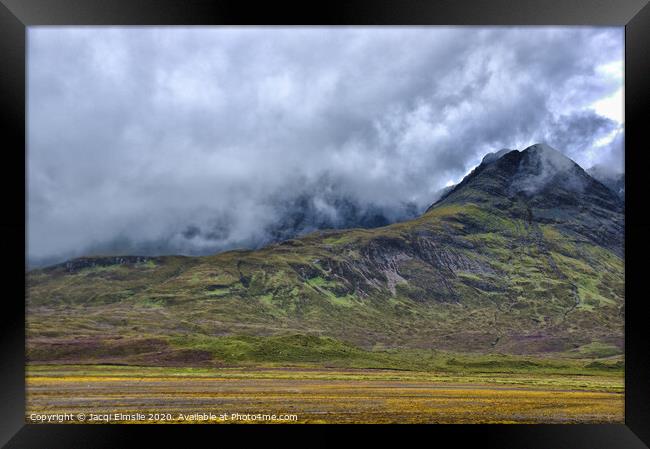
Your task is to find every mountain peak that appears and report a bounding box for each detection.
[428,143,623,254]
[481,148,516,165]
[508,144,583,196]
[523,142,563,155]
[434,144,583,206]
[479,143,573,168]
[520,143,577,171]
[440,143,618,205]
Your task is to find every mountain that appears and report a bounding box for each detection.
[263,194,420,244]
[27,144,624,365]
[431,144,623,255]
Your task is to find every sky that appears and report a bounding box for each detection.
[27,27,624,265]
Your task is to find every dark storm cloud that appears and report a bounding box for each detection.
[27,27,624,264]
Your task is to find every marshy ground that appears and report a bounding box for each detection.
[26,364,623,424]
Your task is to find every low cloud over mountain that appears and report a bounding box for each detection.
[27,27,624,266]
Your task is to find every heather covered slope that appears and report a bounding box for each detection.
[26,144,624,365]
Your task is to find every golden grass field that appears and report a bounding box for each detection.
[26,365,623,424]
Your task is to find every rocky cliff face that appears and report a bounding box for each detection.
[27,144,624,358]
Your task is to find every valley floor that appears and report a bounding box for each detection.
[26,364,623,424]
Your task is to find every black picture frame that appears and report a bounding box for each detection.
[1,0,649,447]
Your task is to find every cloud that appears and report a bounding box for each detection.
[588,129,625,178]
[510,144,588,196]
[27,27,624,264]
[541,110,619,163]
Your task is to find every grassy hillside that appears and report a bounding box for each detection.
[26,146,624,366]
[27,203,623,361]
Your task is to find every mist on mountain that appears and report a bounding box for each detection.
[29,143,623,270]
[588,164,625,200]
